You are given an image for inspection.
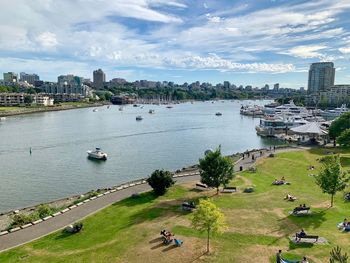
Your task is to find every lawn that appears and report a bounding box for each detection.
[1,148,350,263]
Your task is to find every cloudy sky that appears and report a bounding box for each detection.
[1,0,350,88]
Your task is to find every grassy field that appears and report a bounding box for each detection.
[1,148,350,262]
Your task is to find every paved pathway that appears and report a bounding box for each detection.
[0,146,307,252]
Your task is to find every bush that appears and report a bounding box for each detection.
[338,129,350,147]
[9,213,34,228]
[147,169,174,195]
[37,205,53,218]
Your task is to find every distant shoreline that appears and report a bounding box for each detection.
[0,102,109,118]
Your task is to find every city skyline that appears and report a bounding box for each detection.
[1,0,350,88]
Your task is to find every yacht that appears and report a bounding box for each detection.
[93,108,98,112]
[87,148,107,160]
[321,104,349,120]
[240,105,264,117]
[148,109,155,114]
[215,112,222,116]
[136,115,143,121]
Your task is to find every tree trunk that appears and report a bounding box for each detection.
[216,187,219,195]
[207,228,210,253]
[331,194,334,207]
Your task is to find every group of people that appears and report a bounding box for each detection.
[273,176,287,185]
[276,249,309,263]
[160,230,183,246]
[338,218,350,231]
[293,204,308,213]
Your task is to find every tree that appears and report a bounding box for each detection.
[330,246,348,263]
[146,169,174,195]
[315,155,349,207]
[24,95,33,105]
[199,146,234,194]
[191,199,226,253]
[329,112,350,142]
[337,129,350,147]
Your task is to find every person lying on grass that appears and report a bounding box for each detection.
[284,194,297,201]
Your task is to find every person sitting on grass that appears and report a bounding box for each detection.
[174,238,183,247]
[284,194,296,201]
[337,218,348,230]
[301,256,309,263]
[295,229,307,242]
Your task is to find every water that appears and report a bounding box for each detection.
[0,100,278,212]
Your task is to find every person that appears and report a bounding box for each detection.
[252,154,255,161]
[276,249,282,263]
[302,204,307,208]
[281,176,285,182]
[295,229,306,241]
[301,256,309,263]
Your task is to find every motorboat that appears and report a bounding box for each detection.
[166,105,173,109]
[0,117,6,121]
[136,115,143,121]
[118,107,123,111]
[240,105,264,117]
[215,112,222,116]
[87,148,107,160]
[93,108,98,112]
[148,109,155,114]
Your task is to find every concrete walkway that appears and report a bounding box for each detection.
[0,146,306,252]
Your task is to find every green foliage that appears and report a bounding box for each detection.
[338,129,350,147]
[330,246,348,263]
[24,95,33,104]
[329,113,350,139]
[37,205,52,218]
[199,146,234,193]
[9,213,34,229]
[147,169,174,195]
[191,199,226,253]
[315,155,349,206]
[0,85,20,93]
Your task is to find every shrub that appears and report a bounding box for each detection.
[9,213,33,229]
[37,205,53,218]
[147,169,174,195]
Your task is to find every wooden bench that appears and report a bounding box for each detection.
[293,207,310,215]
[222,187,237,193]
[182,202,196,211]
[196,183,209,190]
[295,234,318,242]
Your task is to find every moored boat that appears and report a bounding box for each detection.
[87,148,107,160]
[136,115,143,121]
[215,112,222,116]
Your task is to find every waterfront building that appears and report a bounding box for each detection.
[34,94,54,106]
[93,69,106,89]
[3,72,18,83]
[0,93,25,106]
[307,62,335,94]
[20,72,40,85]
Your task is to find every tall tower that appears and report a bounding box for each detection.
[307,62,335,94]
[93,69,106,89]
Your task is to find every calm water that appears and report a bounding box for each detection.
[0,100,278,212]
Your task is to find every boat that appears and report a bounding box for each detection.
[87,148,107,160]
[107,105,110,109]
[148,109,155,114]
[240,105,264,117]
[93,108,98,112]
[136,115,143,121]
[133,104,138,107]
[166,105,173,109]
[118,107,123,111]
[321,104,349,120]
[215,112,222,116]
[0,117,6,121]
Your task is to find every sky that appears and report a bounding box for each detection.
[0,0,350,88]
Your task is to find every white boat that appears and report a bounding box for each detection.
[215,112,222,116]
[148,109,155,114]
[136,115,143,121]
[93,108,98,112]
[240,105,264,117]
[0,117,6,121]
[87,148,107,160]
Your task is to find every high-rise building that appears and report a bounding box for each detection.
[57,74,83,87]
[307,62,335,94]
[20,72,40,84]
[273,83,279,91]
[223,81,231,89]
[3,72,18,83]
[93,69,106,89]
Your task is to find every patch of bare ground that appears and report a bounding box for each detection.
[235,175,252,186]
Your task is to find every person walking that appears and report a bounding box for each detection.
[276,250,282,263]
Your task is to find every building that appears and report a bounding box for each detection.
[34,95,54,106]
[3,72,18,83]
[223,81,231,89]
[0,93,25,106]
[307,62,335,94]
[57,74,83,87]
[93,69,106,89]
[273,83,279,91]
[20,72,40,85]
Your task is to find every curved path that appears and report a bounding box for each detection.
[0,146,306,252]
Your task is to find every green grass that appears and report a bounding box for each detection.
[1,148,350,262]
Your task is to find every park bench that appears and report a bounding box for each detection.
[295,234,318,242]
[196,183,209,190]
[182,202,196,211]
[292,207,310,215]
[222,187,237,193]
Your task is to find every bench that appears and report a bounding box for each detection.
[293,207,310,215]
[182,202,196,211]
[196,183,209,190]
[222,187,237,193]
[295,234,318,242]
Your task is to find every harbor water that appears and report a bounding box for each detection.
[0,100,279,212]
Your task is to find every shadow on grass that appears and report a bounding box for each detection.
[287,209,327,230]
[162,244,178,252]
[112,191,158,207]
[149,237,162,244]
[151,243,164,250]
[55,231,81,240]
[288,239,314,250]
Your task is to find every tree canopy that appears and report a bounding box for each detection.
[337,129,350,147]
[329,112,350,140]
[199,147,234,194]
[146,169,174,196]
[315,155,349,207]
[191,199,226,253]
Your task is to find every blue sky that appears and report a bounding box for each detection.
[1,0,350,88]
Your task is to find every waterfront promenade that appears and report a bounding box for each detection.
[0,146,303,253]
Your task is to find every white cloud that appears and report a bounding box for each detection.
[286,45,328,59]
[339,46,350,54]
[35,32,58,48]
